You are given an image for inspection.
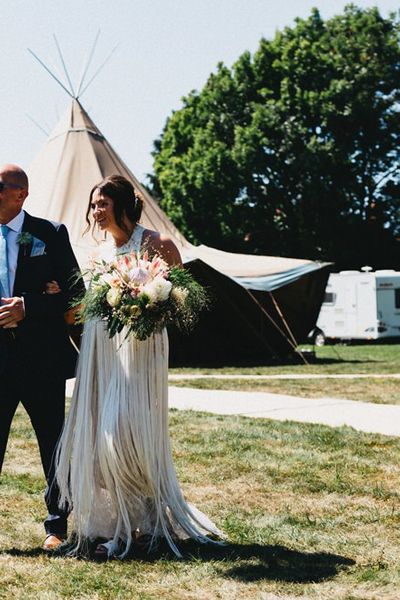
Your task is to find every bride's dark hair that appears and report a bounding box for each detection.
[85,174,144,237]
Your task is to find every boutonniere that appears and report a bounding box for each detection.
[17,232,46,258]
[17,232,33,246]
[17,232,33,257]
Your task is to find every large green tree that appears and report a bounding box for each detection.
[150,5,400,268]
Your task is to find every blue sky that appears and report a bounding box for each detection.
[0,1,398,182]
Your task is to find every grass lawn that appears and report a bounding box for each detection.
[0,405,400,599]
[170,343,400,375]
[169,344,400,405]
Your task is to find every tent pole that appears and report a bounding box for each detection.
[245,288,308,364]
[78,44,119,98]
[27,48,74,98]
[53,35,75,97]
[268,292,309,365]
[25,113,49,137]
[76,30,101,98]
[203,268,279,359]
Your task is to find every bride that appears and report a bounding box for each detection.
[55,175,222,558]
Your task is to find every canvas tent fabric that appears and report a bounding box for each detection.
[26,99,188,266]
[168,259,330,365]
[25,99,331,364]
[184,245,328,291]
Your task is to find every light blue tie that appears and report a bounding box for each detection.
[0,224,11,298]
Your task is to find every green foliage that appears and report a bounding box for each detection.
[168,265,210,331]
[151,5,400,268]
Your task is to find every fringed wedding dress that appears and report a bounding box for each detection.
[56,225,222,557]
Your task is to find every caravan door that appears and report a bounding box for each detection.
[355,276,377,338]
[376,274,400,338]
[341,278,358,337]
[317,273,358,339]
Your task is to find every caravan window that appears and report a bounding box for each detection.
[323,292,336,305]
[395,289,400,309]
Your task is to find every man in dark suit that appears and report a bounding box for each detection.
[0,164,83,550]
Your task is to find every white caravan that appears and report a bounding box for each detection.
[314,268,400,344]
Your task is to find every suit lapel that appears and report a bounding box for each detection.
[13,213,32,295]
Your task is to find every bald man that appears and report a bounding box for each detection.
[0,164,83,550]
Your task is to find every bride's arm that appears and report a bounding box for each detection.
[142,230,183,268]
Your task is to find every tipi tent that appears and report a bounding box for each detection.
[26,99,331,365]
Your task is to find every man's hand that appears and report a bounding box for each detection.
[0,297,25,327]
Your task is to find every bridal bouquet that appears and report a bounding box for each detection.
[77,251,208,340]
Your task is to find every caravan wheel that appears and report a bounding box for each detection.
[313,330,326,347]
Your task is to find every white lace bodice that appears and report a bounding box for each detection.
[114,224,145,256]
[95,224,145,262]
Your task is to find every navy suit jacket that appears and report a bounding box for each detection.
[0,212,83,380]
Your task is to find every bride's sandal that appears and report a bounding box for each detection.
[94,540,115,559]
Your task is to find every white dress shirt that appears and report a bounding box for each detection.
[4,209,25,295]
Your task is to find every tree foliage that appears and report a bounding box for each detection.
[150,5,400,268]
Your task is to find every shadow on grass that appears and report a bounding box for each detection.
[181,540,355,583]
[311,357,380,365]
[3,547,44,558]
[4,540,354,584]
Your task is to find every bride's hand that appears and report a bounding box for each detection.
[45,280,61,294]
[45,280,81,328]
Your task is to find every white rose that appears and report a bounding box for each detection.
[106,287,122,307]
[142,277,172,303]
[140,283,157,304]
[153,277,172,301]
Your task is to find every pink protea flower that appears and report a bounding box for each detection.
[128,267,150,285]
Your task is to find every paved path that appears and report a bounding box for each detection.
[66,379,400,437]
[169,373,400,380]
[168,386,400,437]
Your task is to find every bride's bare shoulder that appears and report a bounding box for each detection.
[141,228,182,267]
